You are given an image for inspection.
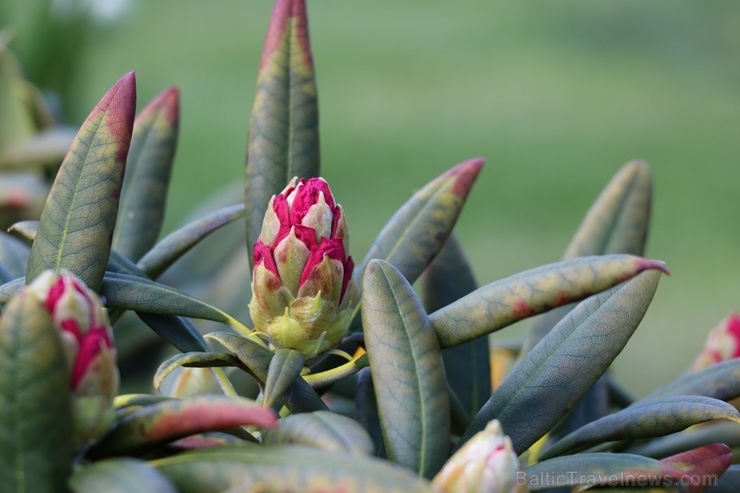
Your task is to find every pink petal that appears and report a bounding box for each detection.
[253,241,279,275]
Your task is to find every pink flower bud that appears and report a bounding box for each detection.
[249,177,355,358]
[433,421,528,493]
[691,313,740,372]
[28,270,119,446]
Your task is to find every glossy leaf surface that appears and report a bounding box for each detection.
[362,260,449,479]
[89,395,276,458]
[542,396,740,459]
[420,233,488,419]
[461,270,662,454]
[26,72,136,292]
[68,458,177,493]
[262,410,375,456]
[114,87,179,262]
[245,0,320,260]
[357,158,483,291]
[431,254,666,348]
[154,444,434,493]
[0,289,73,493]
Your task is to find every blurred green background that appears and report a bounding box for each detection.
[4,0,740,396]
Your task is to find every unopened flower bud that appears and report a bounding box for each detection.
[28,270,119,446]
[249,177,355,358]
[433,420,528,493]
[691,313,740,371]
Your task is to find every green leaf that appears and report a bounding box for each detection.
[523,452,688,491]
[0,231,29,280]
[0,276,23,302]
[262,410,375,456]
[113,88,179,262]
[136,313,210,353]
[523,159,653,352]
[0,288,73,493]
[88,395,276,459]
[640,359,740,403]
[245,0,320,263]
[207,331,327,413]
[627,421,740,459]
[263,348,305,407]
[100,272,232,325]
[431,254,667,348]
[420,233,488,419]
[26,72,136,292]
[542,396,740,459]
[68,458,177,493]
[153,444,434,493]
[153,351,246,392]
[355,367,386,458]
[356,158,483,294]
[137,204,245,279]
[461,270,662,454]
[362,260,449,479]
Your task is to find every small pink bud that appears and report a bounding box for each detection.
[691,314,740,372]
[249,177,355,358]
[28,270,119,446]
[433,420,528,493]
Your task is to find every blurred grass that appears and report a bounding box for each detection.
[39,0,740,395]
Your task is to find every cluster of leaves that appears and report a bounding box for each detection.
[1,0,739,492]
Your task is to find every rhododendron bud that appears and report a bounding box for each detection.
[433,420,528,493]
[691,313,740,371]
[28,270,119,446]
[249,177,355,358]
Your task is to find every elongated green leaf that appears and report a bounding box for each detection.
[154,351,246,392]
[523,453,688,492]
[245,0,320,261]
[207,331,327,413]
[137,203,244,279]
[88,395,276,458]
[431,254,667,348]
[264,348,305,407]
[113,88,179,262]
[356,367,386,458]
[627,421,740,459]
[522,161,653,372]
[262,410,375,456]
[461,270,662,453]
[357,158,483,294]
[660,443,732,492]
[137,314,209,353]
[362,260,449,479]
[542,396,740,459]
[68,458,177,493]
[100,272,231,324]
[0,276,23,302]
[0,289,73,493]
[420,233,488,419]
[26,72,136,292]
[640,359,740,403]
[0,231,29,279]
[153,444,433,493]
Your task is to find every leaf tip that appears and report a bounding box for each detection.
[446,157,484,197]
[261,0,312,71]
[634,258,670,276]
